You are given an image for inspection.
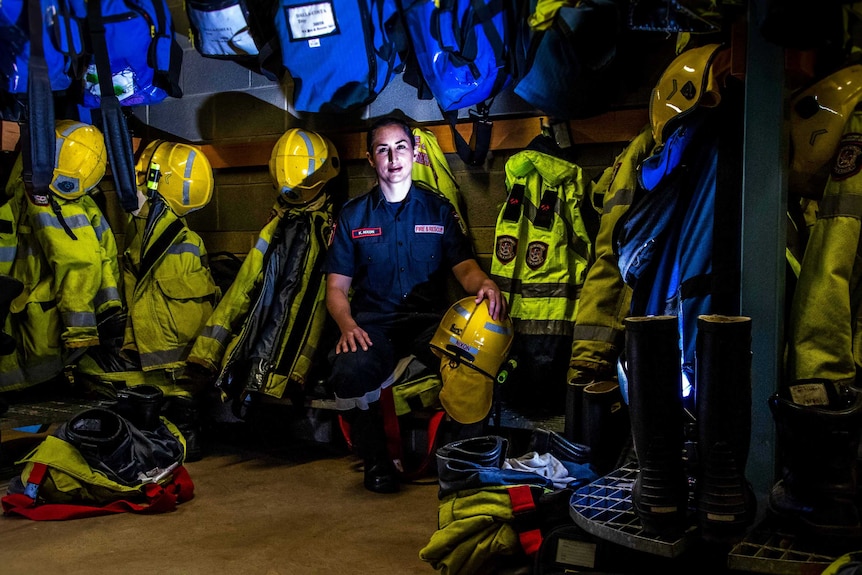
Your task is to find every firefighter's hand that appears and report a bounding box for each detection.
[336,325,373,354]
[476,282,507,321]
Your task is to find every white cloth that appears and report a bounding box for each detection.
[503,451,574,490]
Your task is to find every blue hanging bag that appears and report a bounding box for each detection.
[273,0,405,113]
[80,0,183,108]
[0,0,87,95]
[400,0,515,112]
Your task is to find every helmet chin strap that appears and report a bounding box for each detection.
[141,198,170,253]
[49,195,77,240]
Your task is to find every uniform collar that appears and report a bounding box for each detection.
[371,183,415,209]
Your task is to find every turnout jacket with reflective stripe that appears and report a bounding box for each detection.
[188,200,332,402]
[0,160,121,391]
[568,124,654,381]
[490,138,592,336]
[123,205,219,371]
[787,111,862,389]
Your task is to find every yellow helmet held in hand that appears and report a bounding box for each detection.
[50,120,108,200]
[789,64,862,194]
[650,43,725,146]
[136,140,214,216]
[430,297,514,378]
[269,128,340,205]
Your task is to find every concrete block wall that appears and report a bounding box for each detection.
[101,1,651,266]
[103,140,625,273]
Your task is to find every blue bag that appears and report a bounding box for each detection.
[274,0,404,113]
[80,0,183,108]
[0,0,87,94]
[185,0,281,80]
[401,0,515,112]
[514,0,621,120]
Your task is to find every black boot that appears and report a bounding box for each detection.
[768,389,862,540]
[581,379,629,476]
[163,396,204,463]
[694,315,756,541]
[0,275,23,356]
[624,315,689,535]
[529,427,592,466]
[352,403,398,494]
[114,384,165,431]
[564,376,591,443]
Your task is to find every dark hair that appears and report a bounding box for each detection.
[366,116,413,155]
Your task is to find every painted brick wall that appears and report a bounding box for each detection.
[103,1,653,268]
[102,140,629,277]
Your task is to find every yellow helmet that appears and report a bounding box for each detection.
[50,120,108,200]
[790,65,862,189]
[269,128,340,205]
[135,140,214,216]
[650,44,725,146]
[430,297,514,378]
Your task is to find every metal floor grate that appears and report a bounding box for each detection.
[569,465,697,558]
[727,526,841,574]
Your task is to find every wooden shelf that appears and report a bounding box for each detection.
[1,109,647,169]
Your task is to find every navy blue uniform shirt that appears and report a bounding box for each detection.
[323,184,474,315]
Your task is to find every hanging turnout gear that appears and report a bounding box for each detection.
[566,123,654,439]
[188,129,340,412]
[490,134,592,414]
[122,205,219,373]
[490,135,592,337]
[1,120,122,392]
[411,127,469,234]
[0,274,24,356]
[774,107,862,542]
[786,110,862,391]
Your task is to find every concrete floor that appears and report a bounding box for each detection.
[0,429,443,575]
[0,390,846,575]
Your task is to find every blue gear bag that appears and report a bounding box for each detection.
[274,0,404,113]
[0,0,87,94]
[80,0,183,108]
[401,0,515,112]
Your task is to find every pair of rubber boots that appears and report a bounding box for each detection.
[113,385,204,462]
[0,275,24,356]
[623,314,755,541]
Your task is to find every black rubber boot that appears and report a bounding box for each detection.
[114,384,165,431]
[580,379,629,476]
[768,389,862,541]
[624,315,689,536]
[529,427,591,466]
[352,402,398,494]
[163,396,204,463]
[564,376,591,443]
[694,315,756,541]
[0,275,24,356]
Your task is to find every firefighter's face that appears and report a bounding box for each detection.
[367,124,415,186]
